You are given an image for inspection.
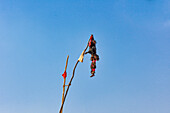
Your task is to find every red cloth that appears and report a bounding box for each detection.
[92,68,95,72]
[89,41,91,47]
[90,35,93,40]
[62,71,67,79]
[92,60,96,63]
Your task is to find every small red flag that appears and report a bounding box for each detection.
[62,71,67,79]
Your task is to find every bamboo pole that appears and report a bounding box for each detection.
[61,55,69,113]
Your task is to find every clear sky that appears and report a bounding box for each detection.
[0,0,170,113]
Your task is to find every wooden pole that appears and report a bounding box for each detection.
[61,55,69,113]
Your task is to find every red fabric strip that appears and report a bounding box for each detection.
[62,71,67,79]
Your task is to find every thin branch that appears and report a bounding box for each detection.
[61,55,69,113]
[59,40,89,113]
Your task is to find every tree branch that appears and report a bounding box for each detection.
[59,40,89,113]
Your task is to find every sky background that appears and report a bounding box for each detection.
[0,0,170,113]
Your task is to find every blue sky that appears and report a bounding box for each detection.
[0,0,170,113]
